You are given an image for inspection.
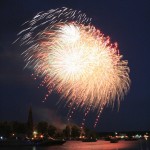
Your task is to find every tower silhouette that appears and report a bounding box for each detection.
[27,106,33,137]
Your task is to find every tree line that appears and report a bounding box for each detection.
[0,121,97,139]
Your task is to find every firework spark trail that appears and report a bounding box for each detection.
[18,7,130,127]
[81,106,91,128]
[94,104,105,128]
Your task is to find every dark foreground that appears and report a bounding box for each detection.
[0,139,66,147]
[0,140,150,150]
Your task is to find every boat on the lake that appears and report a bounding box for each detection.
[82,138,97,142]
[110,137,119,143]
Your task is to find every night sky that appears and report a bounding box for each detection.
[0,0,150,132]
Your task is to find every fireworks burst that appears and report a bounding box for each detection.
[18,7,130,127]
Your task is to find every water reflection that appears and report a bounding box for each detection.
[139,139,150,150]
[33,146,36,150]
[33,140,150,150]
[1,139,150,150]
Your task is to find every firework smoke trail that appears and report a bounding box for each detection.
[18,7,130,127]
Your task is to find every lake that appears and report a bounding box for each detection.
[1,140,150,150]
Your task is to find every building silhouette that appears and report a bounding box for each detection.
[27,106,33,137]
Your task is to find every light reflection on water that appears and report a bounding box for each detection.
[1,140,150,150]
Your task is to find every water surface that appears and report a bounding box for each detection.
[1,140,150,150]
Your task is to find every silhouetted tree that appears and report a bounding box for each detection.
[71,124,81,138]
[37,121,48,134]
[63,125,71,139]
[55,131,64,139]
[48,125,56,137]
[12,121,27,134]
[63,124,81,139]
[84,127,96,138]
[0,121,12,137]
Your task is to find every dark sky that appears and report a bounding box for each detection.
[0,0,150,132]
